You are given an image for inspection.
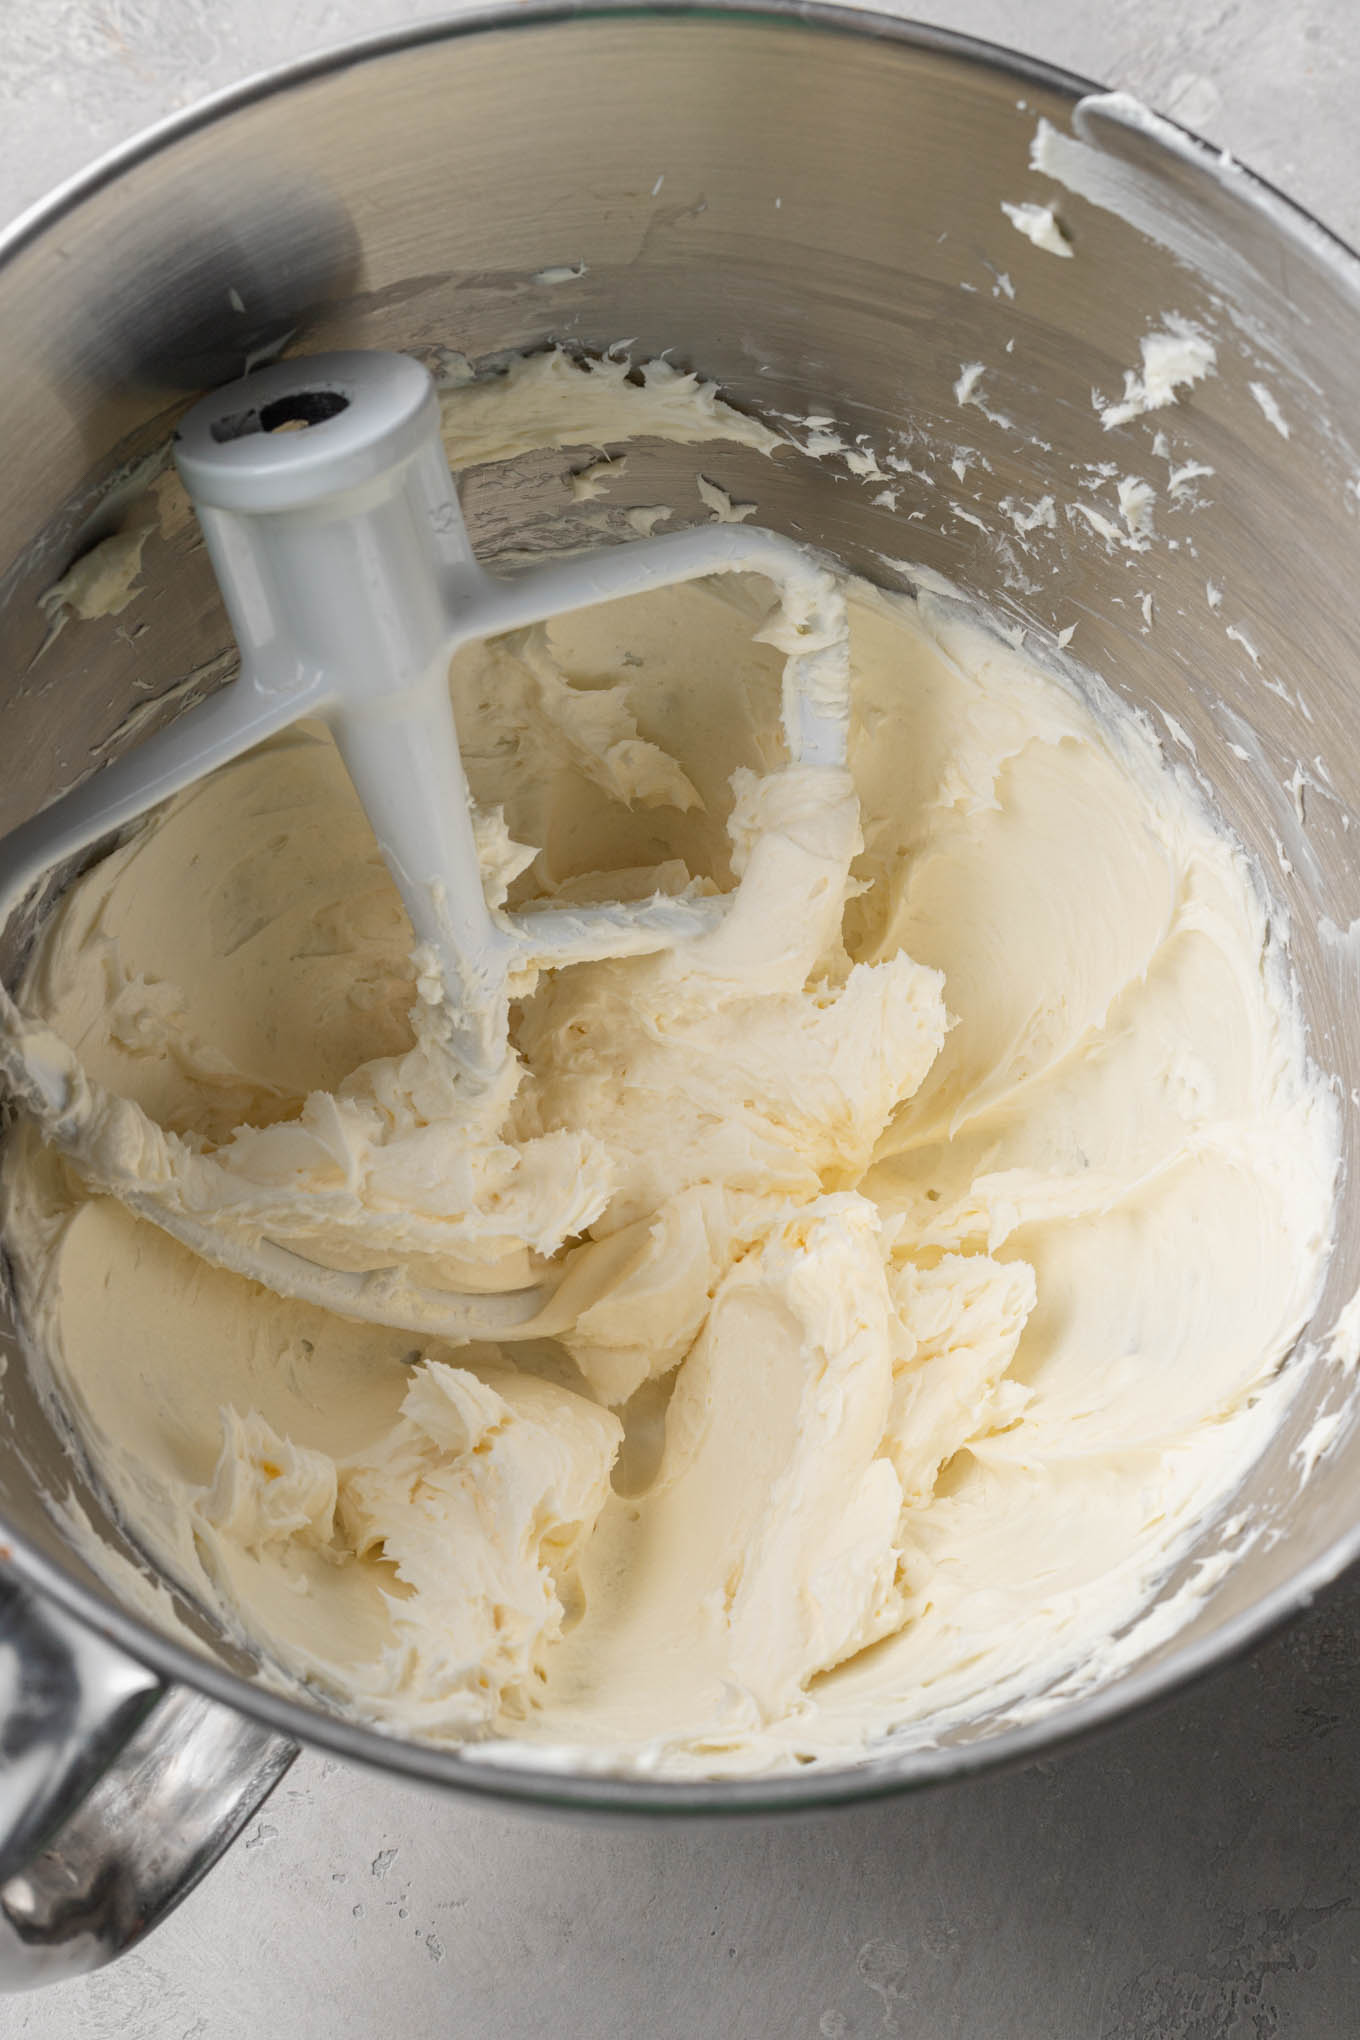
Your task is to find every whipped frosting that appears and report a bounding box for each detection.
[0,352,1337,1775]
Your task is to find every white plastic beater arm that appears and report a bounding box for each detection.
[458,524,850,771]
[0,667,327,925]
[461,524,813,629]
[508,892,727,968]
[117,1189,551,1341]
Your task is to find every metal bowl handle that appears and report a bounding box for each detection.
[0,1565,296,1992]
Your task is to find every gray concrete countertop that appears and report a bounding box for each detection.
[4,3,1360,2034]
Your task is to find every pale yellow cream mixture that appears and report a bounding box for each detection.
[0,354,1336,1774]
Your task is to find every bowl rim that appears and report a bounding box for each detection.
[3,0,1360,1818]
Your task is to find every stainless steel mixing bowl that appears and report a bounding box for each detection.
[4,0,1360,1989]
